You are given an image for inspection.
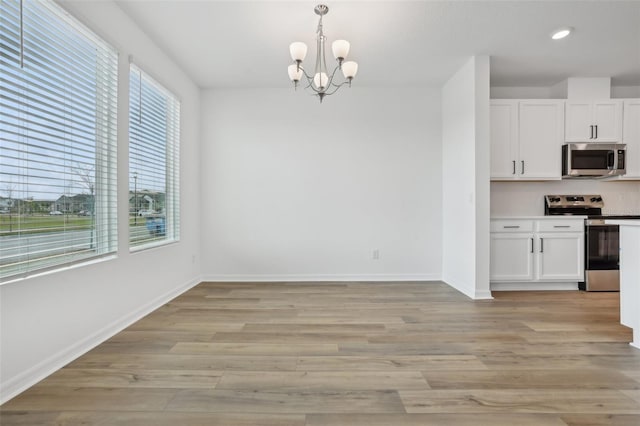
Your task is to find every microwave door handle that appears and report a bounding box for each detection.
[607,151,615,170]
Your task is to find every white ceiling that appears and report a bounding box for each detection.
[113,0,640,89]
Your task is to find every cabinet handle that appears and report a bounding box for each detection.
[512,160,516,174]
[553,225,571,228]
[521,160,525,175]
[503,225,520,229]
[540,238,544,253]
[590,125,594,139]
[530,238,534,253]
[595,125,598,139]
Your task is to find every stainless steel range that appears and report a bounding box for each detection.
[544,194,640,292]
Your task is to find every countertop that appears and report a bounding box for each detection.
[491,216,588,220]
[605,219,640,227]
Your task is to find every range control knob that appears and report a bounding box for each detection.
[596,197,603,202]
[590,197,598,202]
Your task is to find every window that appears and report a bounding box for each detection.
[0,0,118,282]
[129,65,180,249]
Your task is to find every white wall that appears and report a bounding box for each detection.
[442,56,492,300]
[200,87,442,281]
[0,0,201,403]
[491,180,640,216]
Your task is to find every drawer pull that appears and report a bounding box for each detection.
[553,225,571,228]
[503,225,520,229]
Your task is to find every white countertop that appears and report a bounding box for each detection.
[605,219,640,227]
[492,216,587,220]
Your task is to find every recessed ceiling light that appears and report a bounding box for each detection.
[551,27,573,40]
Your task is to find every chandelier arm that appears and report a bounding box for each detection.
[298,67,315,83]
[302,78,322,94]
[325,64,342,88]
[324,82,348,96]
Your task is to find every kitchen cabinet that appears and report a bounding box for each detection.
[490,232,534,281]
[490,218,584,286]
[565,100,622,142]
[621,99,640,179]
[490,100,564,180]
[536,232,585,280]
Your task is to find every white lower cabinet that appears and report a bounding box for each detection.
[490,233,534,281]
[536,233,585,280]
[490,219,584,287]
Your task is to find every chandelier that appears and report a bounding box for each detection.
[287,4,358,103]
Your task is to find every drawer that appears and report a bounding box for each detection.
[536,220,584,232]
[491,220,534,233]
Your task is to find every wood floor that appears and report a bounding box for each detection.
[2,281,640,425]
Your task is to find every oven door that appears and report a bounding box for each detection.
[585,222,620,291]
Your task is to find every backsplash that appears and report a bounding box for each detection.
[491,180,640,216]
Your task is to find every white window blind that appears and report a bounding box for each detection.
[129,64,180,249]
[0,0,118,281]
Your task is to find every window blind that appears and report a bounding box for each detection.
[0,0,118,281]
[129,65,180,249]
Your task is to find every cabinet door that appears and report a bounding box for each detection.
[536,233,584,281]
[593,101,622,142]
[518,101,563,180]
[490,101,518,179]
[565,102,593,142]
[490,233,534,281]
[622,99,640,179]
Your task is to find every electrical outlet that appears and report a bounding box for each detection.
[372,249,380,260]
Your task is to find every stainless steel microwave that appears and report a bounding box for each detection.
[562,143,626,178]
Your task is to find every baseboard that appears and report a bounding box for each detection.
[473,289,494,300]
[202,273,442,282]
[0,275,203,405]
[491,282,579,291]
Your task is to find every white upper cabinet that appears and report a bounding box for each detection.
[565,100,622,142]
[564,101,592,141]
[490,99,564,181]
[518,101,564,180]
[490,101,518,179]
[621,99,640,179]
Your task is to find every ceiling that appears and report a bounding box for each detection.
[113,0,640,89]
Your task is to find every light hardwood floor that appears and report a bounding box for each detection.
[2,281,640,425]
